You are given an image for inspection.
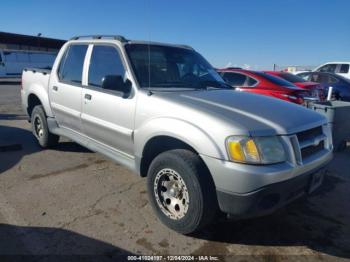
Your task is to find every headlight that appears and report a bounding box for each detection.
[226,136,286,164]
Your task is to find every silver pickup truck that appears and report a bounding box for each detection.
[21,35,333,234]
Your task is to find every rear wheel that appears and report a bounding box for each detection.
[147,149,218,234]
[31,105,59,148]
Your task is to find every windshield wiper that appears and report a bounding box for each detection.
[151,82,188,87]
[196,80,234,90]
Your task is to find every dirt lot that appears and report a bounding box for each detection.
[0,83,349,261]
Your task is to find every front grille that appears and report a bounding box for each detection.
[297,126,323,142]
[301,141,324,159]
[294,126,326,162]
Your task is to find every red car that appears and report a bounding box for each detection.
[217,68,317,105]
[264,71,325,100]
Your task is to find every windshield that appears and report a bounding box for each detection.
[125,44,228,89]
[278,72,307,83]
[254,72,296,87]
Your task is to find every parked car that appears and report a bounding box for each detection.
[290,70,311,75]
[217,68,318,105]
[313,62,350,80]
[0,49,57,78]
[264,71,325,100]
[296,71,350,101]
[21,35,333,234]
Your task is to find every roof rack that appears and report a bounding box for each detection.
[69,35,128,42]
[177,44,194,50]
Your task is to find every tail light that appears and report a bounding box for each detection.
[280,93,305,104]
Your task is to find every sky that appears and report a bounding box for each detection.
[1,0,349,69]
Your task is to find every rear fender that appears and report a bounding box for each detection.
[27,84,54,117]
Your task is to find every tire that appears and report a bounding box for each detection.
[336,140,347,152]
[147,149,218,234]
[31,105,59,148]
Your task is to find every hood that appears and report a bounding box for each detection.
[157,90,327,136]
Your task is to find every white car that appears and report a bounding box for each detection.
[290,70,310,75]
[0,49,57,78]
[314,62,350,80]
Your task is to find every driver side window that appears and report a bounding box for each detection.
[318,64,337,73]
[88,45,125,88]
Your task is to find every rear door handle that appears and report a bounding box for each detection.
[84,94,92,100]
[52,86,58,91]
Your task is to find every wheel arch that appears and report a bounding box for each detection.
[134,118,225,177]
[26,84,54,118]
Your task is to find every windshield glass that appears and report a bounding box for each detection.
[254,72,296,87]
[278,72,307,83]
[125,44,227,89]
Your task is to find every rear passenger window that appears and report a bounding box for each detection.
[88,45,125,88]
[318,64,337,73]
[340,64,349,73]
[246,77,258,87]
[58,45,88,84]
[222,72,247,86]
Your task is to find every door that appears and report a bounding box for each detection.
[49,44,88,132]
[2,51,19,76]
[81,44,136,156]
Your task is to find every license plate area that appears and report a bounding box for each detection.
[308,170,325,194]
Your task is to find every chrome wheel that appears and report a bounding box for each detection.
[154,168,189,220]
[34,116,44,138]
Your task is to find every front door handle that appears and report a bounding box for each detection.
[84,94,92,100]
[52,86,58,91]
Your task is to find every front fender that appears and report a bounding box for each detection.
[134,117,226,160]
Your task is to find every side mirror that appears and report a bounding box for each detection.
[101,75,132,98]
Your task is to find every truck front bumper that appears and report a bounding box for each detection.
[200,149,332,217]
[216,167,326,218]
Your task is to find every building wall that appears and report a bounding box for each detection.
[0,32,65,52]
[0,43,58,52]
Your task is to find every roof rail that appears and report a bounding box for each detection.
[69,35,128,42]
[177,44,194,50]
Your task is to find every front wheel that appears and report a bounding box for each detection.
[31,105,59,148]
[147,149,218,234]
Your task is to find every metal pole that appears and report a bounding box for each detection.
[327,86,333,101]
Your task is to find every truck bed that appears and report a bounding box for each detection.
[22,68,51,92]
[21,68,52,118]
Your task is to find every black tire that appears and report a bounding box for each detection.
[336,140,347,152]
[147,149,218,234]
[31,105,59,148]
